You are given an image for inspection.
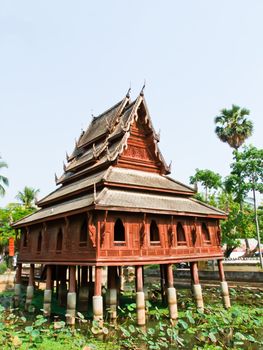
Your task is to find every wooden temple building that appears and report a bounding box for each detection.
[13,89,230,325]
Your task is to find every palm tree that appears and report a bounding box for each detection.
[214,105,253,151]
[0,157,9,197]
[16,186,40,208]
[215,106,254,257]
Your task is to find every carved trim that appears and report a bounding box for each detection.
[191,217,197,246]
[88,212,96,247]
[217,225,222,246]
[100,210,108,246]
[42,222,48,250]
[140,213,147,247]
[168,215,174,247]
[64,217,71,250]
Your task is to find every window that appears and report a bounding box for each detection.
[56,228,63,252]
[202,223,211,245]
[37,231,42,252]
[150,220,160,245]
[79,219,87,246]
[177,223,187,246]
[114,219,125,245]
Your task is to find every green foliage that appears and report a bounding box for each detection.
[0,287,262,349]
[0,261,7,274]
[190,169,222,201]
[16,186,40,209]
[229,145,263,198]
[214,105,253,150]
[0,157,9,197]
[0,203,36,248]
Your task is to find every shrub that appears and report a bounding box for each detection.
[0,261,7,274]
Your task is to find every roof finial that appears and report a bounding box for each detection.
[93,183,97,203]
[140,80,146,96]
[63,162,66,172]
[66,151,70,162]
[55,173,58,185]
[126,83,131,98]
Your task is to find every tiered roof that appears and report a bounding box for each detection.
[13,90,225,228]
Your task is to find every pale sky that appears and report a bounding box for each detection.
[1,1,263,206]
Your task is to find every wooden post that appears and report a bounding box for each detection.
[135,265,145,326]
[43,265,52,316]
[78,266,89,312]
[66,265,76,325]
[93,266,103,321]
[166,264,178,320]
[14,263,22,307]
[25,264,34,311]
[160,265,165,303]
[58,266,67,306]
[88,266,94,308]
[217,260,231,308]
[107,266,118,320]
[190,262,204,311]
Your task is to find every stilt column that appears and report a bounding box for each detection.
[218,260,231,308]
[93,266,103,321]
[43,265,52,316]
[58,266,68,306]
[78,266,89,312]
[25,264,34,311]
[66,266,76,325]
[14,263,22,307]
[166,264,178,320]
[135,265,145,326]
[107,266,118,320]
[190,262,204,312]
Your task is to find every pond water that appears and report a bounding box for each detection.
[0,284,262,349]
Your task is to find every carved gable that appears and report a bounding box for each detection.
[117,109,162,173]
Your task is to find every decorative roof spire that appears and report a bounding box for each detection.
[140,80,146,96]
[93,183,97,203]
[168,161,172,172]
[63,162,66,172]
[92,143,98,160]
[55,173,58,185]
[126,86,131,98]
[66,152,70,162]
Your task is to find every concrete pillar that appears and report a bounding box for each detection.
[218,260,231,309]
[190,262,204,312]
[43,265,52,316]
[119,266,125,291]
[14,263,22,307]
[166,264,178,320]
[25,264,34,311]
[135,265,145,326]
[66,266,76,325]
[93,266,103,321]
[78,266,89,312]
[106,266,118,320]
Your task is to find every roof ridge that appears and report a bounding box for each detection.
[92,98,124,121]
[190,197,226,215]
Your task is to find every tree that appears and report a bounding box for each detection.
[189,169,222,201]
[214,105,253,151]
[0,203,36,255]
[0,157,9,197]
[16,186,40,209]
[226,145,263,266]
